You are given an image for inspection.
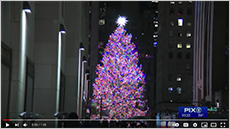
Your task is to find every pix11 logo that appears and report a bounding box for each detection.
[178,107,207,118]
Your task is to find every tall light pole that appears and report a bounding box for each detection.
[56,24,66,114]
[77,42,84,116]
[80,56,87,118]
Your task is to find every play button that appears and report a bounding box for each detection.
[6,123,10,127]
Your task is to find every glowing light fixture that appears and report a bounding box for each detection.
[80,42,85,51]
[23,1,31,13]
[116,16,128,27]
[59,24,66,34]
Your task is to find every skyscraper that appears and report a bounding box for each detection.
[156,1,195,111]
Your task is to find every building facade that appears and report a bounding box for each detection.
[156,1,195,111]
[193,1,229,109]
[1,1,90,124]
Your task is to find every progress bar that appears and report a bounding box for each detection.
[3,119,229,121]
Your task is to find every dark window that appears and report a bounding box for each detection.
[169,30,174,37]
[187,8,192,15]
[170,8,174,15]
[186,53,191,59]
[169,41,174,48]
[178,31,183,37]
[168,74,172,81]
[186,64,190,70]
[168,63,174,70]
[177,63,182,70]
[178,8,183,15]
[177,52,182,59]
[169,52,173,59]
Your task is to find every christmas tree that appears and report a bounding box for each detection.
[91,16,148,119]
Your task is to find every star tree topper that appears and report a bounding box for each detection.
[116,16,128,27]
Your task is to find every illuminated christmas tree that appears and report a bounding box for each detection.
[91,16,148,119]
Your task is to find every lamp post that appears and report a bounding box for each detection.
[77,43,84,116]
[56,24,66,114]
[80,56,87,118]
[20,1,32,114]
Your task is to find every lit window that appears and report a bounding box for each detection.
[154,42,157,47]
[177,87,181,94]
[178,19,183,26]
[142,33,144,35]
[170,20,174,26]
[186,43,191,49]
[168,87,173,93]
[98,19,105,25]
[177,76,182,81]
[155,24,158,27]
[153,35,158,38]
[187,21,192,26]
[177,43,182,48]
[155,10,158,13]
[186,32,192,37]
[179,2,183,4]
[170,100,173,102]
[169,31,173,37]
[170,2,175,4]
[186,64,190,70]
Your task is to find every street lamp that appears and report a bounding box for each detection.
[59,24,66,34]
[80,56,87,118]
[23,1,32,13]
[56,24,66,114]
[77,42,84,116]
